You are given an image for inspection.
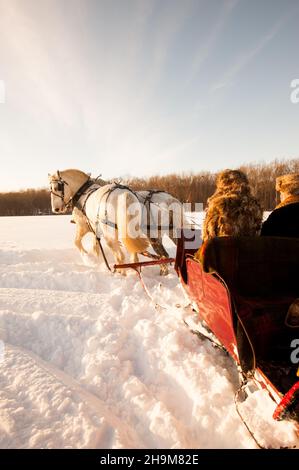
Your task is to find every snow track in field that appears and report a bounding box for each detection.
[0,343,149,449]
[0,215,297,449]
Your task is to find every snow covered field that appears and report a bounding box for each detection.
[0,215,297,449]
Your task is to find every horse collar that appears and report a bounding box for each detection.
[72,180,99,214]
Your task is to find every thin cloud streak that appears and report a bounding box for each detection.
[210,5,299,92]
[0,1,85,127]
[134,0,199,103]
[187,0,240,85]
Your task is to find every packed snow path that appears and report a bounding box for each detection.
[0,216,297,449]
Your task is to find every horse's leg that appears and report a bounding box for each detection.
[74,224,89,255]
[105,239,126,274]
[150,237,169,276]
[92,235,100,257]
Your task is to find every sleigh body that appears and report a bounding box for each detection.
[175,233,299,424]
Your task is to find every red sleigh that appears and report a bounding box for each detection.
[175,233,299,428]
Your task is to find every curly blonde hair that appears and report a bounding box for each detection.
[203,169,262,241]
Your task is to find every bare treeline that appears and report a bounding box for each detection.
[127,158,299,210]
[0,158,298,216]
[0,188,51,216]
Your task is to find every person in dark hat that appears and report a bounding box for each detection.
[261,173,299,238]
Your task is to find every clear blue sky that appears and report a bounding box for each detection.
[0,0,298,190]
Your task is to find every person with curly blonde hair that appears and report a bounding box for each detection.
[202,169,263,242]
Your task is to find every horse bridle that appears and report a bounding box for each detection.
[49,170,72,207]
[50,170,96,210]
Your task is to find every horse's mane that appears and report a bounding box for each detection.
[50,169,110,187]
[60,168,89,179]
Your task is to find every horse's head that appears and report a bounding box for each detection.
[48,170,70,213]
[48,169,90,214]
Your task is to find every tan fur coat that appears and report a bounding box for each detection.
[202,170,263,241]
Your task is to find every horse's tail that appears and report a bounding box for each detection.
[117,191,149,254]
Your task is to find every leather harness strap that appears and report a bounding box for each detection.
[95,183,139,230]
[73,182,100,213]
[138,190,174,233]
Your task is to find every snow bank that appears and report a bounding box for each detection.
[0,215,297,449]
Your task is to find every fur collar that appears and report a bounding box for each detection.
[275,194,299,209]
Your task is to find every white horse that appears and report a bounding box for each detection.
[70,186,185,275]
[49,169,149,267]
[71,188,182,255]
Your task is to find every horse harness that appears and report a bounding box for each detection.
[74,183,169,233]
[94,186,174,234]
[74,182,121,272]
[138,190,174,234]
[97,183,139,230]
[72,181,101,213]
[96,187,174,234]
